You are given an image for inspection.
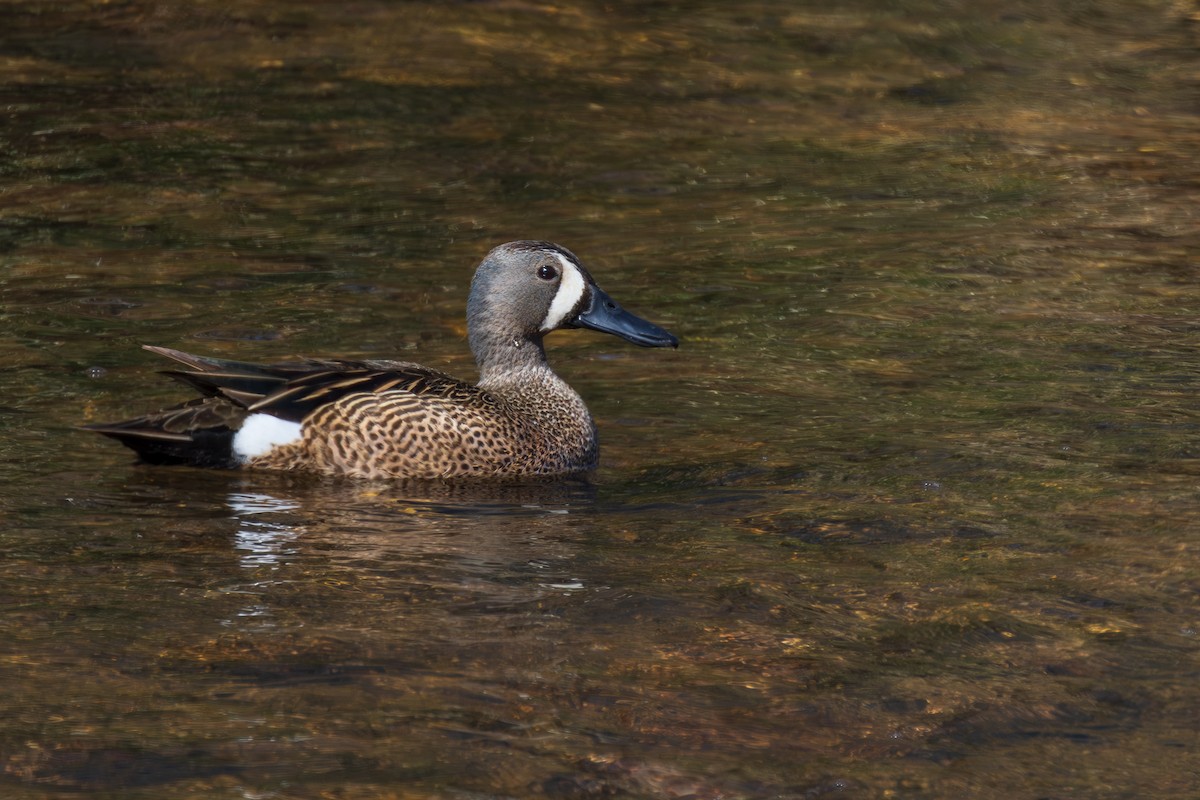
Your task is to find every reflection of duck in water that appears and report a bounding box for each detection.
[85,242,677,480]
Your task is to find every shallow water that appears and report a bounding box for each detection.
[2,1,1199,798]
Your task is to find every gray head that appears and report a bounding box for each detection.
[466,241,677,376]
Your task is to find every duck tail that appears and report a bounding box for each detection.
[81,398,241,469]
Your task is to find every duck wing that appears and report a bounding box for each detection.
[82,346,477,468]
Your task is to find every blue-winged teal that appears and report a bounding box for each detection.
[84,241,678,479]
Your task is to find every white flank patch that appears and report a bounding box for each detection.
[233,414,303,461]
[539,253,587,332]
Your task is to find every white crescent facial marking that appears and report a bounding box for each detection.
[233,413,303,461]
[539,253,588,332]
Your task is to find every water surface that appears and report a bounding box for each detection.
[2,1,1198,798]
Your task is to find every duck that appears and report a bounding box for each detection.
[83,241,678,479]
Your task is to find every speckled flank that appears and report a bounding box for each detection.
[249,367,597,479]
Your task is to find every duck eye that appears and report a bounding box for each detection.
[537,264,558,281]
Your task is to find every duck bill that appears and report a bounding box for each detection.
[570,285,679,348]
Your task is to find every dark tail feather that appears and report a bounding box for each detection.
[142,345,284,376]
[82,422,238,468]
[144,345,324,379]
[161,369,290,401]
[81,395,244,469]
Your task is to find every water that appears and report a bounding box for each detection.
[2,1,1198,797]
